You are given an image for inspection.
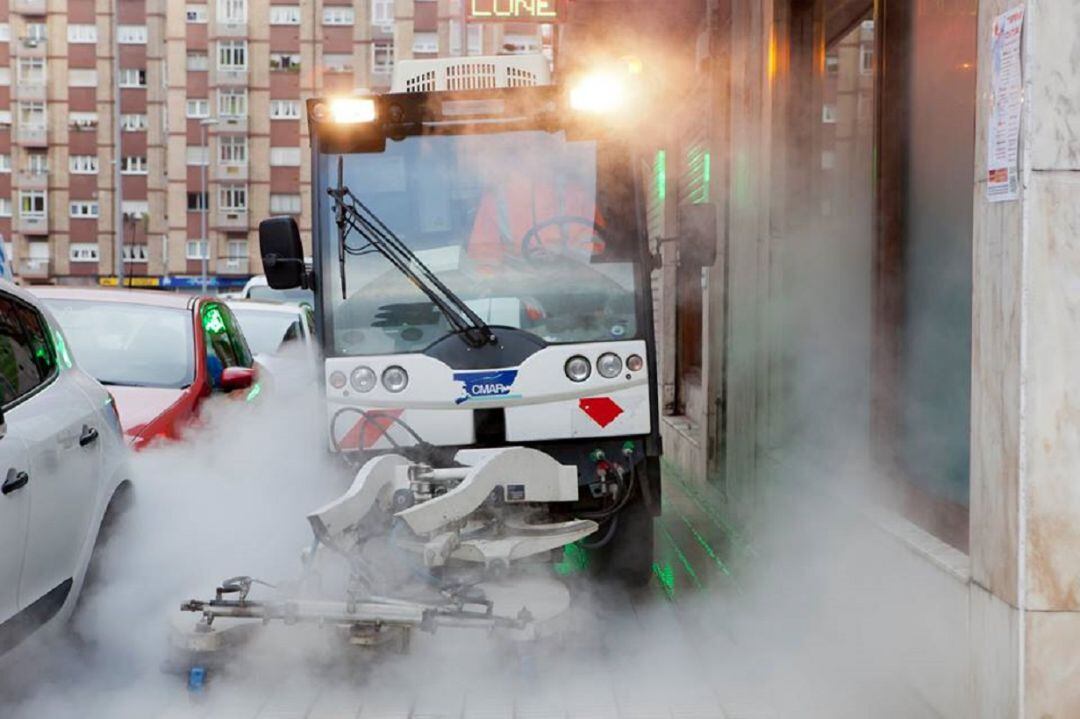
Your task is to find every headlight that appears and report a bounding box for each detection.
[597,352,623,378]
[318,97,376,124]
[381,366,409,393]
[350,366,377,392]
[328,371,347,389]
[626,354,644,372]
[568,72,627,114]
[565,355,591,382]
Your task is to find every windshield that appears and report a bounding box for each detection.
[230,307,303,356]
[321,131,640,356]
[43,300,194,389]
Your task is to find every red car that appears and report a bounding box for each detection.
[32,287,259,449]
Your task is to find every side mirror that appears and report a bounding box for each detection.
[220,366,256,392]
[679,202,718,268]
[259,217,305,290]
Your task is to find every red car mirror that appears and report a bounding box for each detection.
[220,366,256,392]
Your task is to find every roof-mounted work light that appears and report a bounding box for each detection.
[312,97,377,125]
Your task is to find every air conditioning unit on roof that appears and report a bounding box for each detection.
[391,53,551,93]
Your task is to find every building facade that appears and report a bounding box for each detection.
[0,0,549,289]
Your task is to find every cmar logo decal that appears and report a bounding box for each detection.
[453,369,520,405]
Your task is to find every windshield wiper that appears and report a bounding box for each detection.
[327,158,496,349]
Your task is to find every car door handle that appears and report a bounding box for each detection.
[2,469,29,496]
[79,425,99,447]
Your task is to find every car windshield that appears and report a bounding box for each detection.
[43,300,194,389]
[230,307,302,356]
[248,285,315,305]
[321,130,640,356]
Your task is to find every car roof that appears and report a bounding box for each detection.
[226,298,303,315]
[0,278,46,308]
[30,286,200,310]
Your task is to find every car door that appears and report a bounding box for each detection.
[10,300,103,612]
[0,296,34,632]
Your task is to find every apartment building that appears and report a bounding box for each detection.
[0,0,548,288]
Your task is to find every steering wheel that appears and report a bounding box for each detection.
[519,215,606,264]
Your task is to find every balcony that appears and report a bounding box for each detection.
[14,37,46,57]
[216,115,249,133]
[15,126,47,147]
[12,0,46,15]
[15,213,48,235]
[15,170,47,190]
[216,163,249,182]
[18,257,51,279]
[216,21,248,37]
[13,82,47,102]
[219,256,250,275]
[217,209,248,230]
[215,68,248,86]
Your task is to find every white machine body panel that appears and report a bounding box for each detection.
[325,339,650,449]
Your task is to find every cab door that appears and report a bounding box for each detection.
[0,295,34,630]
[10,300,102,611]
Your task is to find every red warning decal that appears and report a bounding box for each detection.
[578,397,624,428]
[339,409,404,450]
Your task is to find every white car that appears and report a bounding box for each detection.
[0,280,130,656]
[227,299,319,387]
[239,274,315,305]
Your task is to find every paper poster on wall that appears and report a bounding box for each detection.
[987,5,1024,202]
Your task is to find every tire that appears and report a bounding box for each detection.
[74,483,133,619]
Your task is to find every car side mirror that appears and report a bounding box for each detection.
[679,202,718,268]
[259,217,306,290]
[220,367,256,392]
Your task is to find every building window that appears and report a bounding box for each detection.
[218,89,248,118]
[19,191,46,219]
[322,6,355,25]
[860,44,874,75]
[269,100,301,119]
[372,42,394,74]
[0,199,11,217]
[220,185,247,211]
[0,155,10,173]
[218,0,247,24]
[186,5,208,23]
[121,114,148,132]
[123,244,149,263]
[187,52,209,71]
[270,53,301,72]
[822,104,837,123]
[372,0,393,28]
[25,153,47,175]
[270,194,302,215]
[219,136,247,165]
[269,147,301,167]
[69,112,98,129]
[69,201,100,218]
[826,54,839,76]
[17,58,46,85]
[186,146,209,166]
[501,33,539,54]
[121,156,148,174]
[413,32,438,54]
[69,243,100,263]
[70,155,99,174]
[185,98,210,118]
[68,24,98,44]
[218,41,248,71]
[25,23,46,43]
[118,25,148,44]
[0,68,9,86]
[0,24,9,43]
[18,101,46,130]
[186,239,209,260]
[226,238,247,260]
[269,6,300,24]
[187,192,209,211]
[119,68,147,88]
[122,201,149,219]
[322,53,353,73]
[69,69,98,87]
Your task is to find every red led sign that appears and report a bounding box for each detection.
[467,0,563,23]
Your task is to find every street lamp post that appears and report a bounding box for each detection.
[199,118,218,294]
